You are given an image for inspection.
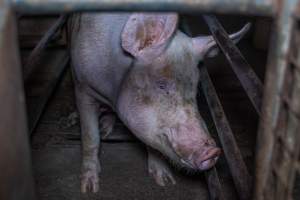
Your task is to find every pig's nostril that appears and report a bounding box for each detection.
[196,147,221,171]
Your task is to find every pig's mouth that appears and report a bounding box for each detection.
[180,147,221,171]
[160,132,221,171]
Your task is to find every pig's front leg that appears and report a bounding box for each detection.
[147,147,176,186]
[76,88,101,193]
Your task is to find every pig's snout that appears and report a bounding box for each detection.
[194,147,221,170]
[178,144,221,171]
[163,124,221,171]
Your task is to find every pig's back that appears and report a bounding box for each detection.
[70,13,132,107]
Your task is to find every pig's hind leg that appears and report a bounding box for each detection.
[147,147,176,186]
[98,106,116,139]
[75,87,101,193]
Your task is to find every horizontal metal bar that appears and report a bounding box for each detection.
[203,15,263,115]
[11,0,275,16]
[199,64,252,200]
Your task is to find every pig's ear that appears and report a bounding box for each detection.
[121,13,178,62]
[192,23,251,58]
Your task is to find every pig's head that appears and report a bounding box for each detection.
[116,13,250,171]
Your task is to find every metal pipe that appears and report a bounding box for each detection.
[11,0,275,16]
[199,64,252,200]
[203,14,263,115]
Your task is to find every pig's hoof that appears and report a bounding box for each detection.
[100,113,116,139]
[148,163,176,186]
[80,170,100,193]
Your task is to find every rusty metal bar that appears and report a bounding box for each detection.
[0,2,36,200]
[11,0,275,16]
[23,14,67,82]
[199,64,252,200]
[254,0,298,199]
[203,15,263,115]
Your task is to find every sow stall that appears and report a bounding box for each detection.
[0,0,299,200]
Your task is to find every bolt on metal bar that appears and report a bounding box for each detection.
[203,14,263,115]
[199,64,252,200]
[11,0,275,16]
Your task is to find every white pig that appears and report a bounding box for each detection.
[69,13,250,193]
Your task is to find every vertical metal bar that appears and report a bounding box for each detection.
[0,2,36,200]
[256,22,300,200]
[254,0,297,199]
[203,15,263,115]
[199,64,252,200]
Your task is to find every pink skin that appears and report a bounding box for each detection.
[70,12,250,191]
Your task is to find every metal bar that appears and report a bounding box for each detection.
[254,0,297,199]
[204,168,225,200]
[0,3,36,200]
[203,15,263,115]
[182,17,225,200]
[199,64,252,200]
[23,14,67,82]
[280,29,300,199]
[27,53,69,135]
[11,0,275,16]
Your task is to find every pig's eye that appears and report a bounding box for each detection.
[156,79,168,90]
[156,79,174,95]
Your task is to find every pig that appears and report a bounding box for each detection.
[69,12,250,193]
